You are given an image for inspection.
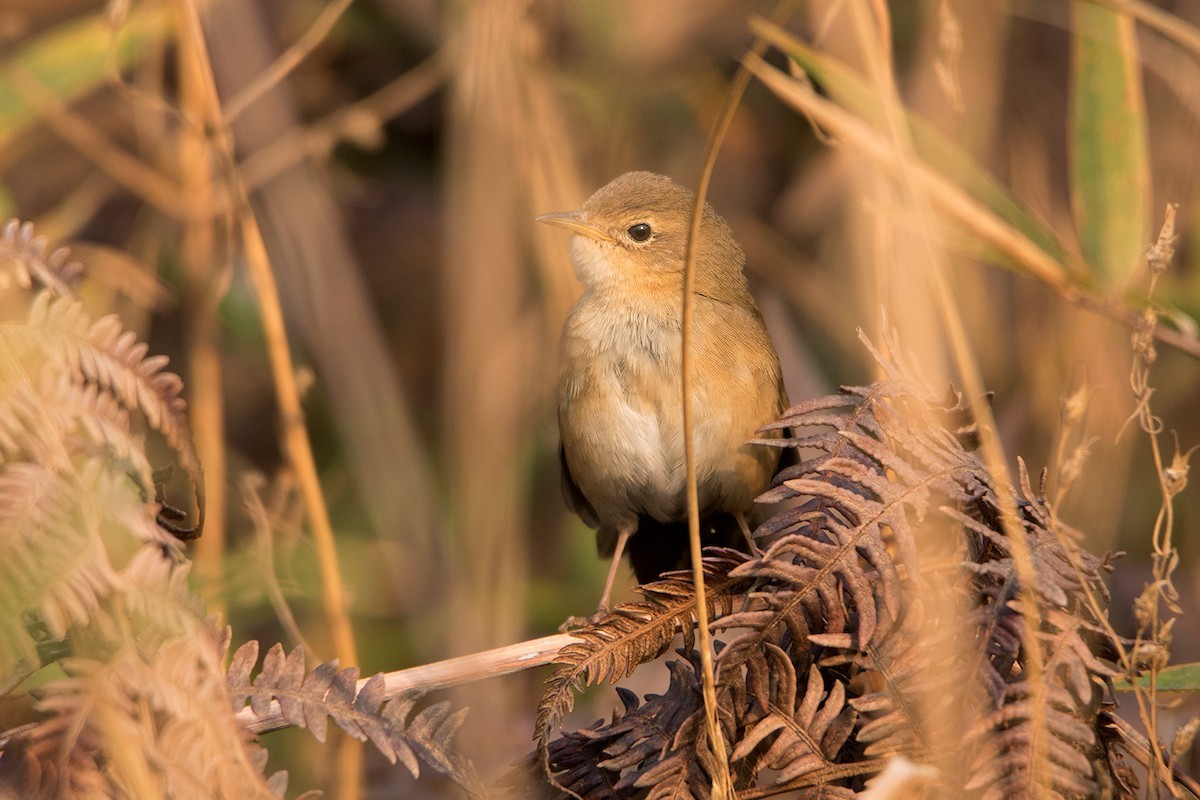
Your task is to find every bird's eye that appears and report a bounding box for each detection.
[627,223,653,242]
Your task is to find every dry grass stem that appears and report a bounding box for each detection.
[678,2,803,794]
[177,0,229,610]
[746,26,1200,366]
[844,0,1046,783]
[1092,0,1200,57]
[174,0,363,794]
[746,25,1070,293]
[174,0,358,669]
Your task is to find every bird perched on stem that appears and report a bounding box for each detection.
[539,172,788,613]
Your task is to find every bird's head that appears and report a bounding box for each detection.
[538,172,746,295]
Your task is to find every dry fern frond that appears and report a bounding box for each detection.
[0,217,485,800]
[531,655,708,800]
[0,462,122,666]
[0,219,79,297]
[4,633,283,799]
[1,498,278,799]
[0,220,207,670]
[535,552,749,777]
[1,548,279,799]
[0,220,237,798]
[12,291,203,533]
[732,654,856,784]
[228,640,485,797]
[535,337,1133,799]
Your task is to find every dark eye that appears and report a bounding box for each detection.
[627,223,653,242]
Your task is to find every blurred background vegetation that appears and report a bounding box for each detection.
[1,0,1198,795]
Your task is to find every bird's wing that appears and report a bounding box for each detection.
[561,443,626,558]
[559,442,599,529]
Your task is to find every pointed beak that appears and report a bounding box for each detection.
[536,211,615,243]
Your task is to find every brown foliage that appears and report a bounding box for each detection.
[533,334,1137,799]
[0,221,479,799]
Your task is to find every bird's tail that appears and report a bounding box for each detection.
[622,512,746,584]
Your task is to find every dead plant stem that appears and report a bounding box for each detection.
[845,0,1048,786]
[176,0,228,613]
[1090,0,1200,59]
[680,2,799,794]
[174,0,362,795]
[747,21,1200,364]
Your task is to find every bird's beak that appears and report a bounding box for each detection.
[536,211,615,243]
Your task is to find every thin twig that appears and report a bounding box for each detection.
[1125,204,1185,800]
[222,0,357,123]
[242,474,312,653]
[238,52,445,189]
[1107,714,1200,798]
[177,0,230,611]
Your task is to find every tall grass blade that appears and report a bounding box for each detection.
[1070,2,1150,288]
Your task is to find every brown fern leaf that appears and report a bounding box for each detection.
[848,610,973,762]
[965,681,1104,799]
[944,463,1119,798]
[535,552,748,775]
[229,640,484,797]
[531,687,648,799]
[732,650,856,784]
[0,709,111,799]
[533,654,711,800]
[20,292,204,535]
[0,463,120,663]
[4,632,283,800]
[636,712,710,800]
[391,698,485,798]
[964,585,1119,797]
[0,219,79,296]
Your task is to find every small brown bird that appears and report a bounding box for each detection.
[539,172,787,611]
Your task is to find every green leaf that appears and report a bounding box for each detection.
[753,17,1067,268]
[0,7,169,152]
[1070,2,1150,288]
[1113,662,1200,693]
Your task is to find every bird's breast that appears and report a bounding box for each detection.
[559,294,782,528]
[559,301,685,520]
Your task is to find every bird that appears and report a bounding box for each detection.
[538,171,788,613]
